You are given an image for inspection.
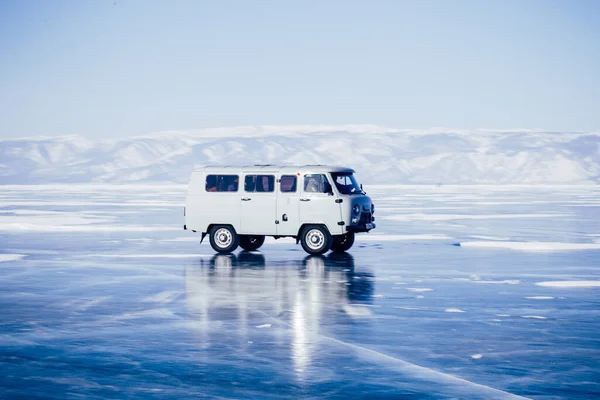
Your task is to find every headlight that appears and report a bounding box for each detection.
[353,204,360,215]
[371,204,375,214]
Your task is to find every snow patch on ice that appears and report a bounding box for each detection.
[143,290,181,303]
[0,200,183,207]
[0,254,24,262]
[521,315,547,320]
[0,222,180,232]
[0,213,113,226]
[525,296,555,300]
[65,296,111,310]
[445,308,465,313]
[356,234,452,241]
[469,235,511,241]
[164,237,199,242]
[459,241,600,251]
[256,324,272,329]
[470,279,521,285]
[407,288,433,292]
[86,253,213,258]
[0,209,66,215]
[536,280,600,288]
[471,354,483,359]
[114,308,175,320]
[383,213,571,222]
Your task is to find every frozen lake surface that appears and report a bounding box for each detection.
[1,184,599,399]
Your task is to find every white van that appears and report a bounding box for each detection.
[184,165,375,255]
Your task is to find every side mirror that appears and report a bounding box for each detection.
[324,182,333,195]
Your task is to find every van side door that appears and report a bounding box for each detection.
[276,174,300,236]
[239,173,278,235]
[299,173,344,236]
[201,173,241,232]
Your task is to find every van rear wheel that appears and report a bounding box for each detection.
[209,225,239,253]
[300,225,332,255]
[331,232,355,252]
[239,235,265,251]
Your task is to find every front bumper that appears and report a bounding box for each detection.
[347,222,376,233]
[347,210,375,233]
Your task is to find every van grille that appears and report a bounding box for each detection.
[359,212,372,225]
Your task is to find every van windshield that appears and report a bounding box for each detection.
[331,173,362,195]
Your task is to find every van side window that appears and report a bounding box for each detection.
[257,175,274,192]
[206,175,217,192]
[304,174,332,193]
[244,175,256,192]
[206,175,239,192]
[244,175,274,192]
[280,175,297,193]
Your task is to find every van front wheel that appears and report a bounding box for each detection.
[239,235,265,251]
[300,225,332,255]
[209,225,239,253]
[331,232,355,252]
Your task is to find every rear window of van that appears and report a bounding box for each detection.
[205,175,239,192]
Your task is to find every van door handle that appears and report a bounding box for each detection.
[241,197,251,201]
[300,198,311,202]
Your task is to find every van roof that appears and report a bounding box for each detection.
[192,165,355,174]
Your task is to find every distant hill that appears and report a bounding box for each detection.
[1,125,598,184]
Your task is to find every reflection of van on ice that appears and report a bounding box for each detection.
[184,165,376,255]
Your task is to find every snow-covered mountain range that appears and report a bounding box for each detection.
[1,125,598,185]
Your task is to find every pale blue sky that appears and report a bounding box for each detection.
[0,0,599,139]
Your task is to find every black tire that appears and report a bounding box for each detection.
[239,235,265,251]
[300,225,332,255]
[330,232,355,252]
[209,225,239,253]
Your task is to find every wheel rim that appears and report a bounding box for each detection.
[305,229,325,251]
[214,228,233,248]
